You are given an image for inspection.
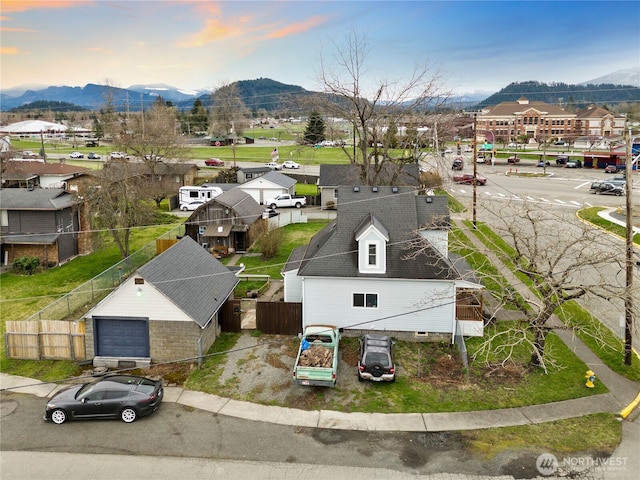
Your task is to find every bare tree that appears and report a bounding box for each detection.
[210,83,251,167]
[98,80,124,144]
[88,161,156,259]
[122,97,187,168]
[317,29,451,185]
[407,200,635,371]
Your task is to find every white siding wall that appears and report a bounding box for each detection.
[302,276,455,333]
[283,269,303,302]
[84,276,192,322]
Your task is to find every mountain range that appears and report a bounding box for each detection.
[1,68,638,114]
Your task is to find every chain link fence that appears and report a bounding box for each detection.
[25,225,185,322]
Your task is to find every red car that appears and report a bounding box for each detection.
[604,164,618,173]
[205,158,225,167]
[507,156,520,164]
[453,173,487,185]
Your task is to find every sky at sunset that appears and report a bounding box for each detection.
[1,0,639,96]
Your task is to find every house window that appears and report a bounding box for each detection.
[0,210,7,227]
[353,293,378,308]
[368,243,376,265]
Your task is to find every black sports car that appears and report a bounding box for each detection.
[44,374,163,424]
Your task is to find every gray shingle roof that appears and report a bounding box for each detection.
[138,236,239,327]
[319,164,420,187]
[253,170,297,188]
[298,186,457,280]
[213,189,264,225]
[0,188,77,210]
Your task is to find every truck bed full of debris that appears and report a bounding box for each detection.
[298,345,334,368]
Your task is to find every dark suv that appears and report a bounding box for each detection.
[357,334,396,382]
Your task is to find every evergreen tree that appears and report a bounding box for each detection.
[303,111,325,145]
[189,98,209,133]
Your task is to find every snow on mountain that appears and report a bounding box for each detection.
[581,68,640,87]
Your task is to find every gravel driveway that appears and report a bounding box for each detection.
[216,333,365,409]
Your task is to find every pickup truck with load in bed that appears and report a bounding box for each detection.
[292,325,340,387]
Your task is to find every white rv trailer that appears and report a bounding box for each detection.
[178,185,223,205]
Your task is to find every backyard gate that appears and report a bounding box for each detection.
[256,302,302,335]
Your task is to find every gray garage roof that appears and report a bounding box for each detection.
[298,186,457,280]
[138,236,239,328]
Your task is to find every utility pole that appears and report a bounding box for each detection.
[624,124,634,365]
[472,114,478,227]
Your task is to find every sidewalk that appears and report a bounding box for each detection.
[0,371,632,433]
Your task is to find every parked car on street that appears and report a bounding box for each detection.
[507,156,520,164]
[180,200,205,211]
[565,159,582,168]
[205,158,225,166]
[265,161,282,170]
[537,160,551,167]
[357,334,396,382]
[69,151,84,159]
[44,374,163,424]
[604,165,618,173]
[555,155,569,165]
[87,152,100,160]
[453,173,487,185]
[282,160,300,169]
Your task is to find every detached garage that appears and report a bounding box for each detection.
[83,237,240,367]
[93,316,150,358]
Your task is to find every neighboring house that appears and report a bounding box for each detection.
[82,236,240,366]
[318,164,420,210]
[283,186,484,339]
[1,159,90,189]
[237,170,297,205]
[0,187,88,268]
[236,166,272,184]
[184,188,264,254]
[102,161,199,187]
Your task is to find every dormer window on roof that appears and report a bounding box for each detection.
[354,213,389,274]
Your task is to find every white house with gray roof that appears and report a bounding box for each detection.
[283,186,484,339]
[237,170,297,205]
[83,236,240,366]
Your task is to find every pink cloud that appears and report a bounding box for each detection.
[266,15,328,39]
[1,1,86,13]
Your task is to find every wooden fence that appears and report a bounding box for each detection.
[256,302,302,335]
[5,320,86,360]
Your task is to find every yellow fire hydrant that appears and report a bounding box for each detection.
[585,370,596,388]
